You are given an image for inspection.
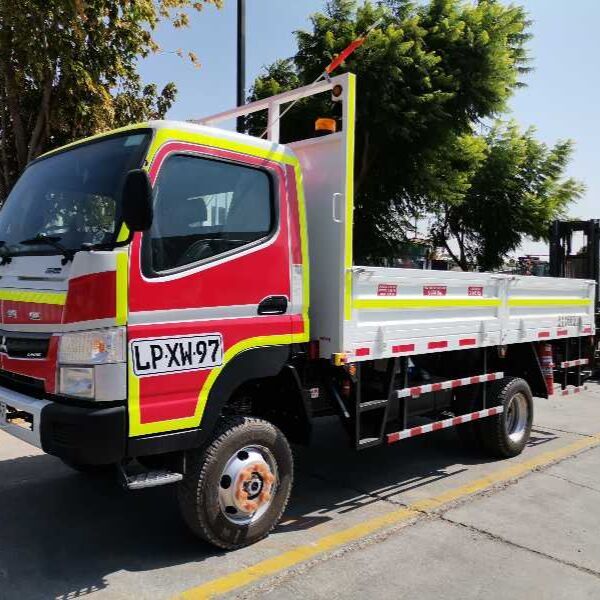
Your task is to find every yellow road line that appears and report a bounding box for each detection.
[176,432,600,600]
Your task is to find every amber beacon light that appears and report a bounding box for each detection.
[315,118,337,136]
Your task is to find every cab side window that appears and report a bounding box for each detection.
[148,154,274,273]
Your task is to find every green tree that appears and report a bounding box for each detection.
[430,123,584,271]
[0,0,221,200]
[248,0,532,262]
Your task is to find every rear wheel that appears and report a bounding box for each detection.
[178,416,293,550]
[478,377,534,458]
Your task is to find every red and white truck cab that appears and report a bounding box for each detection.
[0,74,595,549]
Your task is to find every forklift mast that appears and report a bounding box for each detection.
[549,219,600,327]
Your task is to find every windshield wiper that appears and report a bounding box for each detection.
[18,235,76,264]
[78,241,116,252]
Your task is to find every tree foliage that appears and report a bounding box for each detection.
[0,0,221,200]
[249,0,582,268]
[430,124,584,271]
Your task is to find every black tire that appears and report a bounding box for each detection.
[478,377,534,458]
[178,416,293,550]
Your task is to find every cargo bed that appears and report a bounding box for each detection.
[344,267,595,363]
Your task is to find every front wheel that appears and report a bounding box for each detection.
[178,417,293,550]
[478,376,534,458]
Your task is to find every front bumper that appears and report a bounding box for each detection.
[0,385,126,465]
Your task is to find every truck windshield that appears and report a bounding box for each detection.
[0,131,150,256]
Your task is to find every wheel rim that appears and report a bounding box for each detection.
[218,445,278,525]
[505,392,528,443]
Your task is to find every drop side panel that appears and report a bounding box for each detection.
[345,267,595,361]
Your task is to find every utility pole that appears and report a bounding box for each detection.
[236,0,246,133]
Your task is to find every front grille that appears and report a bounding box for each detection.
[4,336,50,359]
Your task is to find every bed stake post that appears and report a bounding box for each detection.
[483,348,488,409]
[577,336,583,389]
[564,338,569,390]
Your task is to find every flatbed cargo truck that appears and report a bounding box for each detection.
[0,74,595,549]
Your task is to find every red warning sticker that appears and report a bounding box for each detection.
[468,286,484,297]
[377,284,398,296]
[423,285,447,297]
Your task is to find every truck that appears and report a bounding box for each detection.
[0,74,595,550]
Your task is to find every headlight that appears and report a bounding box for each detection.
[58,328,126,401]
[59,367,95,399]
[59,328,126,365]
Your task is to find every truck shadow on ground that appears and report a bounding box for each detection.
[0,420,560,600]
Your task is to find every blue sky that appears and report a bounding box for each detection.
[138,1,600,254]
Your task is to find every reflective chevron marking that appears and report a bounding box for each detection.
[387,406,504,444]
[559,359,589,368]
[396,372,504,399]
[552,385,588,397]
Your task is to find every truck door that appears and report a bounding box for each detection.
[127,141,298,437]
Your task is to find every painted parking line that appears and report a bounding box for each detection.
[176,433,600,600]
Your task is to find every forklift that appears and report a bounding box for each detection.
[549,219,600,375]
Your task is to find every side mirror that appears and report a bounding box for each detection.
[122,169,153,232]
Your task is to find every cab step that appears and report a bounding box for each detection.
[359,398,389,413]
[357,437,381,449]
[125,470,184,490]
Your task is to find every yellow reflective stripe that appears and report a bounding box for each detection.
[354,298,502,310]
[293,164,311,342]
[0,289,66,305]
[195,334,291,422]
[354,297,590,310]
[116,223,130,243]
[344,74,357,321]
[127,364,141,435]
[128,334,293,437]
[115,252,128,326]
[147,127,298,168]
[508,298,591,307]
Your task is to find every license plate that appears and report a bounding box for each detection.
[131,334,224,377]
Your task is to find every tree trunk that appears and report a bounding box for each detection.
[0,100,13,201]
[27,70,55,163]
[355,129,378,195]
[4,72,28,170]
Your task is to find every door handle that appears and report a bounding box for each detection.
[258,296,288,315]
[332,193,343,224]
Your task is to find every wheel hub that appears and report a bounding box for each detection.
[505,392,528,443]
[219,446,277,525]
